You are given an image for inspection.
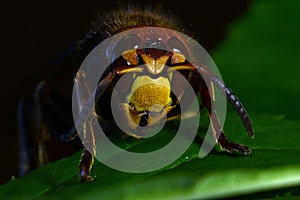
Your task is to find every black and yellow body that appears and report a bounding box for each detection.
[18,7,254,182]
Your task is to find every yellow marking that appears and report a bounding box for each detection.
[117,67,143,75]
[118,103,140,130]
[128,106,143,125]
[210,82,215,102]
[122,50,139,65]
[171,52,186,64]
[168,65,195,72]
[128,76,172,112]
[140,54,169,74]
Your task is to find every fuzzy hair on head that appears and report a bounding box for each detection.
[92,5,187,36]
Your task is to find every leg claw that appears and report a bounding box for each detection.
[80,175,95,183]
[221,142,252,155]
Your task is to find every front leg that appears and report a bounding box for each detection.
[79,147,94,182]
[72,70,96,182]
[61,70,115,182]
[199,79,252,155]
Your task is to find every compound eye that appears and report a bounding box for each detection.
[167,37,188,65]
[112,34,141,65]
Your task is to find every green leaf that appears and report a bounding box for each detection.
[1,114,300,199]
[212,0,300,120]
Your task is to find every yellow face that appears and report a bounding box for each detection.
[117,48,187,136]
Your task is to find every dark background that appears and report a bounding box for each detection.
[0,0,250,184]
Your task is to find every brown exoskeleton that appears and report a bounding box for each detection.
[18,7,254,182]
